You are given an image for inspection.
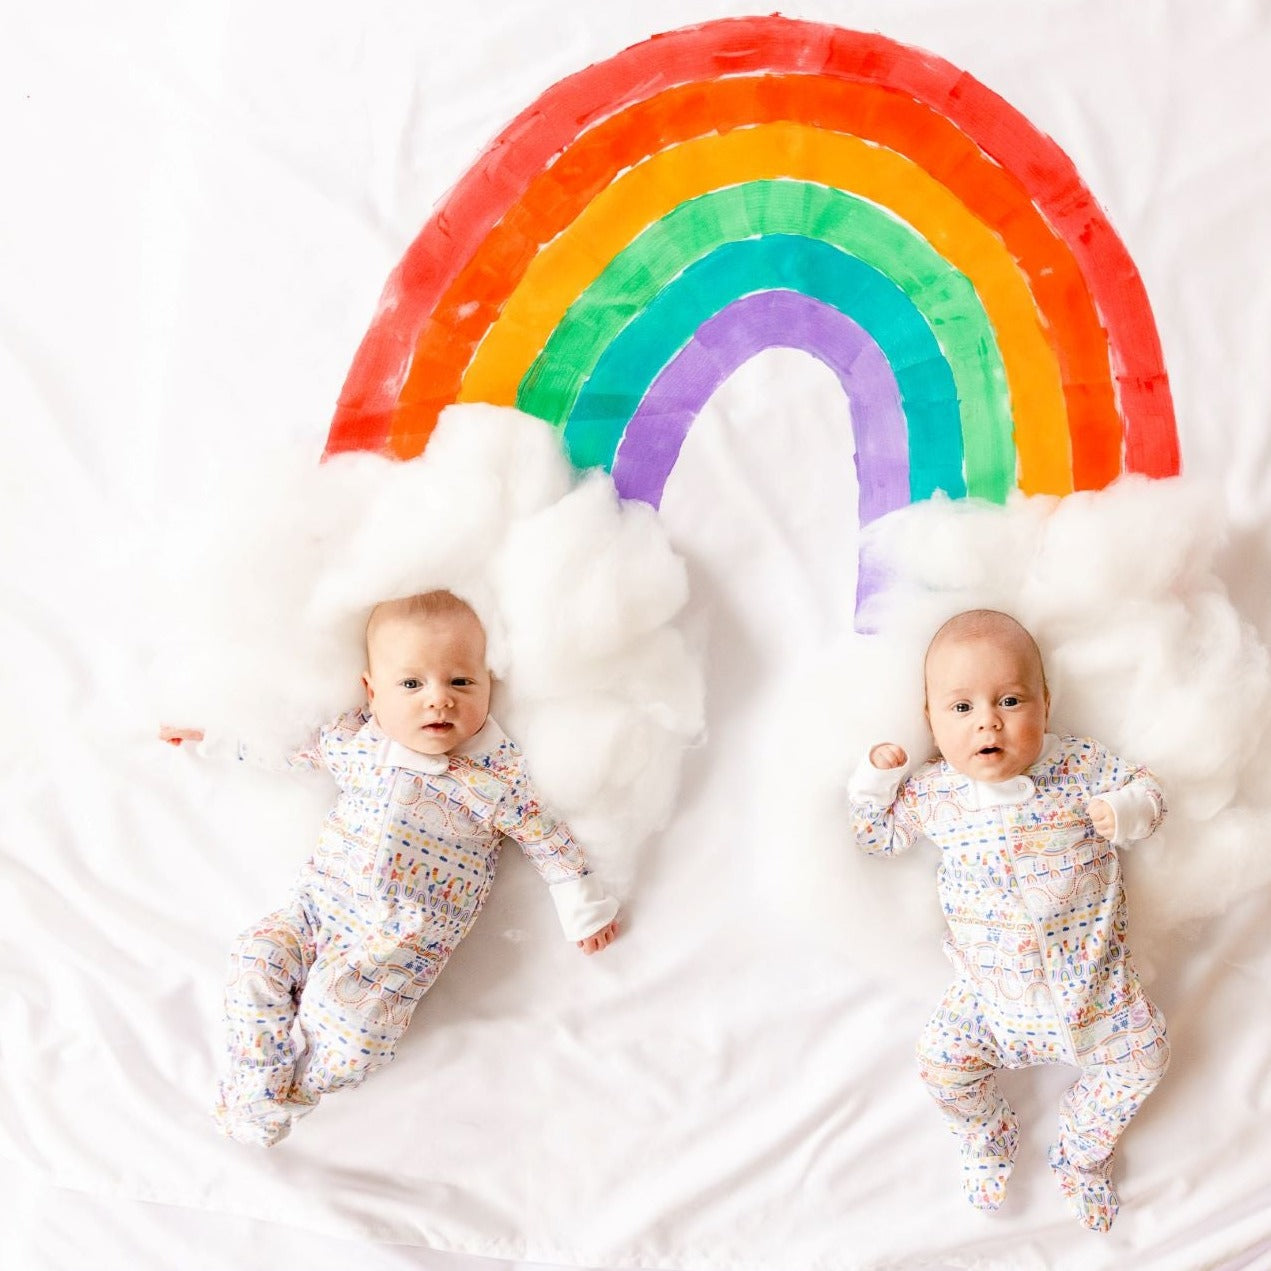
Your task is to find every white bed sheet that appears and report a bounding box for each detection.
[4,2,1271,1270]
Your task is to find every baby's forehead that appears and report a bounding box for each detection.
[925,629,1045,685]
[367,607,487,661]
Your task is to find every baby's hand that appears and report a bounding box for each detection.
[1088,797,1116,839]
[159,726,204,746]
[870,742,908,770]
[577,919,618,955]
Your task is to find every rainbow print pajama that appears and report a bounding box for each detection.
[850,735,1169,1231]
[213,710,617,1147]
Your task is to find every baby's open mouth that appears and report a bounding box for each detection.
[424,722,454,732]
[977,745,1002,756]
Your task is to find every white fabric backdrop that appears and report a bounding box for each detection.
[4,2,1271,1270]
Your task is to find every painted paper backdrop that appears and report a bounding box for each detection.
[328,15,1181,606]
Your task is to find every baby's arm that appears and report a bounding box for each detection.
[848,742,924,856]
[156,719,337,772]
[496,755,621,953]
[1084,742,1166,845]
[157,724,288,767]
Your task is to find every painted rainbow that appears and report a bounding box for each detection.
[326,15,1180,529]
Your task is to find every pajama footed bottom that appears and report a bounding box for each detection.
[1048,1141,1119,1232]
[213,1081,318,1148]
[958,1112,1019,1213]
[960,1144,1015,1212]
[218,897,447,1149]
[918,976,1166,1228]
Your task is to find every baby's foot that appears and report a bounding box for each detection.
[1048,1142,1119,1232]
[213,1096,294,1148]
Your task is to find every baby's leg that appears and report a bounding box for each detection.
[291,936,448,1102]
[213,898,316,1147]
[1050,998,1169,1232]
[917,980,1019,1212]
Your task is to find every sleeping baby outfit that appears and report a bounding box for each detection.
[211,708,618,1147]
[849,734,1169,1231]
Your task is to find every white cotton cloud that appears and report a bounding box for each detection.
[489,469,704,879]
[764,477,1271,994]
[492,474,691,679]
[149,405,703,879]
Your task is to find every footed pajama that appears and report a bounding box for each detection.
[851,735,1169,1229]
[213,710,617,1144]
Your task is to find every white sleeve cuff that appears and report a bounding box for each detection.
[548,874,620,942]
[1099,783,1159,845]
[193,732,292,772]
[193,732,249,763]
[848,755,907,805]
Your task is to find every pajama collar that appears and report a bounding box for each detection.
[960,733,1062,809]
[368,716,507,775]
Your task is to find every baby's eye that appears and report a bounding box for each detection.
[1000,695,1021,708]
[451,677,474,687]
[400,678,420,690]
[952,702,972,713]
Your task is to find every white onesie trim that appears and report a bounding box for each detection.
[548,875,620,942]
[849,733,1159,846]
[849,735,1064,808]
[1095,783,1159,846]
[374,716,508,774]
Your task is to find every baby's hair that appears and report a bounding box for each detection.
[364,589,483,667]
[924,608,1048,695]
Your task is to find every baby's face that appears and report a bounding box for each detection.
[924,632,1049,783]
[363,608,491,756]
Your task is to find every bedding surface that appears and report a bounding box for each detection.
[4,2,1271,1270]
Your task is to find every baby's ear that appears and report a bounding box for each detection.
[362,671,374,701]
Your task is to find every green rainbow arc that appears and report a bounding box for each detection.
[554,235,963,501]
[515,179,1014,503]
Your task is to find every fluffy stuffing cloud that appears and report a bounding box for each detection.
[760,477,1271,994]
[152,405,705,881]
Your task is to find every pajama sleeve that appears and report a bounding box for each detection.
[193,732,314,772]
[1085,739,1166,845]
[191,708,367,777]
[494,760,619,941]
[310,708,373,781]
[847,755,927,856]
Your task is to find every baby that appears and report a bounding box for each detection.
[164,589,619,1147]
[848,609,1168,1232]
